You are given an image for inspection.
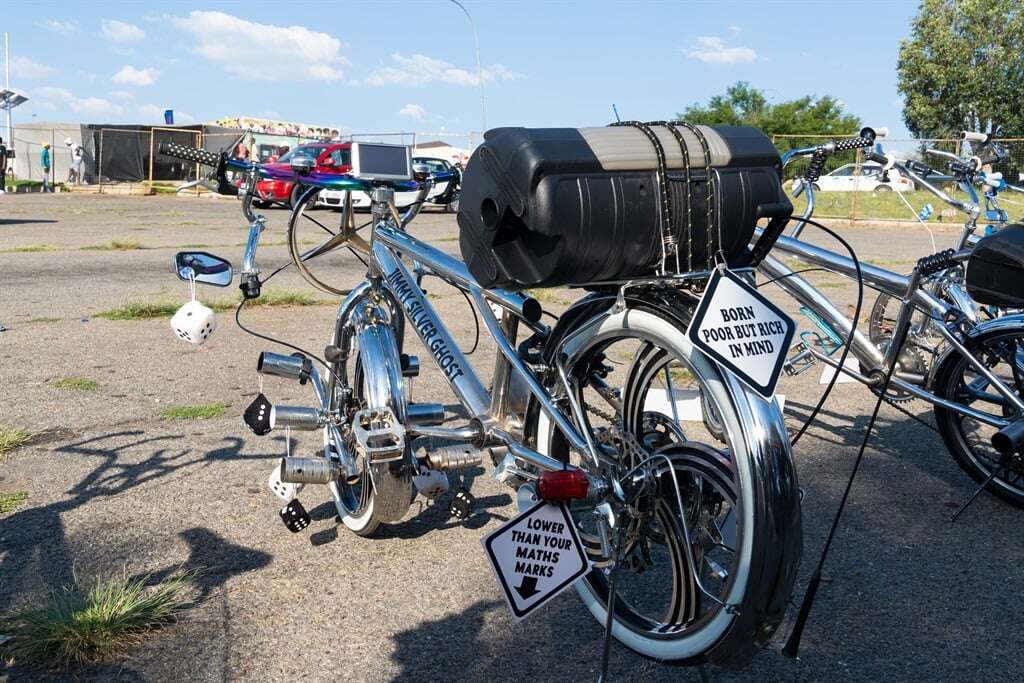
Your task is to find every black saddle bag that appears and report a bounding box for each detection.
[967,225,1024,308]
[457,124,790,290]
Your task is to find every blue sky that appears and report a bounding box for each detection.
[4,1,920,139]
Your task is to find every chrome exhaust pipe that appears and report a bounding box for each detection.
[258,351,310,384]
[278,457,341,485]
[407,403,445,426]
[270,405,326,431]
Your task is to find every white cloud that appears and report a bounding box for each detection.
[686,36,757,65]
[399,103,426,121]
[32,86,124,116]
[9,56,56,79]
[37,19,79,35]
[169,11,349,82]
[112,65,159,86]
[728,25,742,36]
[109,90,136,101]
[138,104,195,124]
[101,19,145,42]
[363,53,525,87]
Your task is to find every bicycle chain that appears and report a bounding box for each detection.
[585,400,649,467]
[873,391,940,433]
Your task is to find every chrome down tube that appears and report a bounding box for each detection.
[374,225,541,323]
[758,251,886,369]
[370,230,588,473]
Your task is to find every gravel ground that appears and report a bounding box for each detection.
[1,194,1022,682]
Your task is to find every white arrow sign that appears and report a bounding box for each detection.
[687,268,796,398]
[482,501,591,621]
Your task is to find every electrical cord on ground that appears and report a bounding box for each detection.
[773,217,865,447]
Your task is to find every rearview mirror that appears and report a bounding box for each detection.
[175,251,233,287]
[290,157,315,175]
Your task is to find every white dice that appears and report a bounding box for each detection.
[170,300,217,345]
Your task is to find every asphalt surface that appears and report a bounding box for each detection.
[1,194,1021,682]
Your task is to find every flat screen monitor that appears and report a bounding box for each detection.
[351,143,412,181]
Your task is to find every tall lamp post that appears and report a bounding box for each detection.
[448,0,486,136]
[2,34,28,187]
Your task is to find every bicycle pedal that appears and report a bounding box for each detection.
[352,408,406,464]
[279,499,311,533]
[244,393,273,435]
[783,344,816,377]
[449,488,475,520]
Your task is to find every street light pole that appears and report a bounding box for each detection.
[448,0,486,134]
[4,33,11,147]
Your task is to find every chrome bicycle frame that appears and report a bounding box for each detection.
[758,232,1023,427]
[332,218,596,475]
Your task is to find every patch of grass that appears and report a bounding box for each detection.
[525,288,573,305]
[245,289,321,307]
[0,244,59,253]
[785,188,971,222]
[815,281,846,289]
[96,299,180,320]
[669,366,695,382]
[26,317,62,324]
[0,491,29,514]
[80,239,145,252]
[160,402,227,421]
[434,236,460,242]
[0,425,33,458]
[0,570,193,668]
[176,243,210,248]
[48,377,98,391]
[98,289,328,322]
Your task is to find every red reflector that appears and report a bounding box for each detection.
[537,469,589,502]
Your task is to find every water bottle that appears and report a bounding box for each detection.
[917,203,934,222]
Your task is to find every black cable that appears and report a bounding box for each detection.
[457,287,481,355]
[783,217,865,448]
[233,300,344,388]
[756,267,835,289]
[783,348,900,658]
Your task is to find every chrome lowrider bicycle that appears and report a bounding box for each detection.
[161,124,804,671]
[760,131,1024,508]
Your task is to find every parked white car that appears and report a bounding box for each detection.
[317,156,454,210]
[811,163,914,193]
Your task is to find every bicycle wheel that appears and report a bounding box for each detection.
[932,323,1024,508]
[287,186,371,296]
[523,293,801,669]
[327,324,413,536]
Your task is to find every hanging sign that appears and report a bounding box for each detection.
[482,501,591,621]
[687,268,795,398]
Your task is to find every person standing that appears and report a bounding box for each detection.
[0,137,7,194]
[64,137,85,185]
[40,142,52,193]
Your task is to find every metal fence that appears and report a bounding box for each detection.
[8,126,478,189]
[771,134,1024,224]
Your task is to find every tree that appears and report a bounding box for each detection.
[676,82,862,150]
[897,0,1024,138]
